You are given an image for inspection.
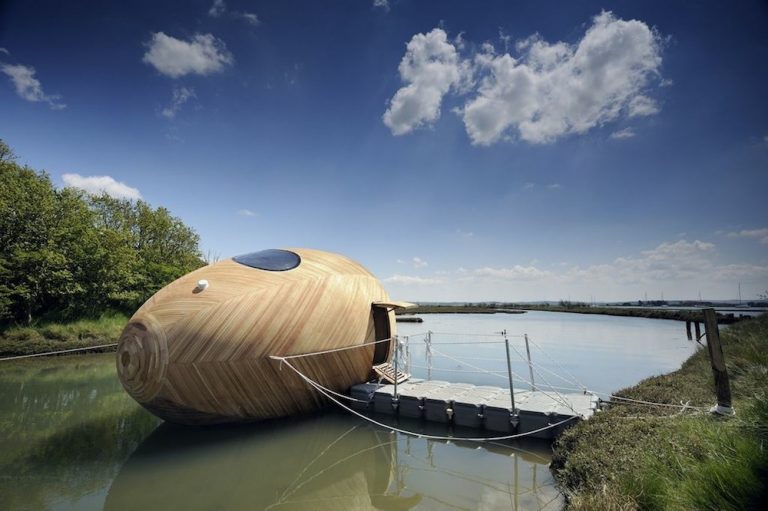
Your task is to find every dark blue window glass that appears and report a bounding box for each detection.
[233,249,301,271]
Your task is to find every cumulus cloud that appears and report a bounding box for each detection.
[1,63,65,109]
[384,274,441,286]
[727,228,768,244]
[373,0,390,11]
[62,174,141,200]
[463,12,663,144]
[237,209,256,217]
[611,127,636,139]
[143,32,233,78]
[383,28,468,135]
[384,11,665,145]
[160,86,196,119]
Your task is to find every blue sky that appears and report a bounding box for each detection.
[1,0,767,302]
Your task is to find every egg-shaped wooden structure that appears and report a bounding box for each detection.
[116,248,409,425]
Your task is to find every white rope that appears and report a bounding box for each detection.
[427,341,507,346]
[271,355,580,442]
[503,341,581,416]
[431,346,583,418]
[526,336,588,390]
[0,343,118,361]
[595,392,707,411]
[275,337,391,360]
[406,364,584,392]
[272,356,371,404]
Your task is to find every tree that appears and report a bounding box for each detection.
[0,162,73,322]
[0,141,205,324]
[0,139,16,163]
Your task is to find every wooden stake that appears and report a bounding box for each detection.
[694,321,701,341]
[702,308,733,415]
[685,320,692,341]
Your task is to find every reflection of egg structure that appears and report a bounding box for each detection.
[116,248,410,425]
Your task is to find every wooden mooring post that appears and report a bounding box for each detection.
[702,308,734,416]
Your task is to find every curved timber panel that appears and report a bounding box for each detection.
[116,248,396,425]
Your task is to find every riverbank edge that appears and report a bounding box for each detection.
[397,304,747,324]
[0,314,127,357]
[551,313,768,510]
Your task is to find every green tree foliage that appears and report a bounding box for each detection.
[0,140,204,324]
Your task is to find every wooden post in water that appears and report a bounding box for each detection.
[702,308,734,415]
[685,320,692,341]
[694,321,701,341]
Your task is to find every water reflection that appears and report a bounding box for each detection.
[0,354,159,511]
[104,413,560,511]
[2,310,693,510]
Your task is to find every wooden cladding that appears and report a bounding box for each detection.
[117,248,397,425]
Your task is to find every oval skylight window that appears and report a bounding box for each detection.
[233,249,301,271]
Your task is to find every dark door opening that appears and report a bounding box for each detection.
[372,306,391,364]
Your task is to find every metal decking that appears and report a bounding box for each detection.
[350,379,599,439]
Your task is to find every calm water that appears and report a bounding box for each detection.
[0,312,698,510]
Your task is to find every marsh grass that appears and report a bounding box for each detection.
[0,313,128,356]
[553,314,768,510]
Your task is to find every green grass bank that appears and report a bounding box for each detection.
[552,313,768,510]
[0,313,127,357]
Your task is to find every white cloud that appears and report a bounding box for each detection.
[1,63,65,109]
[523,182,535,190]
[546,183,561,190]
[160,86,196,119]
[143,32,233,78]
[463,12,663,145]
[627,95,659,117]
[383,28,468,135]
[384,274,442,286]
[473,265,553,281]
[611,127,636,139]
[397,257,429,268]
[373,0,390,11]
[237,12,260,26]
[382,239,768,301]
[383,12,664,145]
[566,240,720,284]
[0,48,9,55]
[457,228,474,238]
[209,1,260,26]
[727,228,768,244]
[237,209,256,217]
[208,0,226,17]
[62,174,141,200]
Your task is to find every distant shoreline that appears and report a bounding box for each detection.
[396,304,755,324]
